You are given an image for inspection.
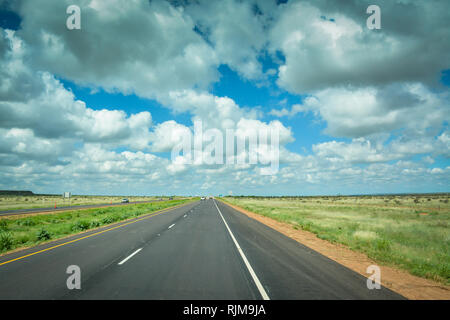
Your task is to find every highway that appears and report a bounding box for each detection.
[0,199,405,300]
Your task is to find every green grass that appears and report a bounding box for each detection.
[0,198,194,254]
[223,195,450,285]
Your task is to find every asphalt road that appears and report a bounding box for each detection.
[0,200,164,217]
[0,199,405,299]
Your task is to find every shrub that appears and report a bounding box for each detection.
[101,217,114,224]
[301,222,313,232]
[36,229,51,241]
[110,215,121,222]
[375,239,391,252]
[92,209,106,216]
[90,221,101,228]
[0,219,8,231]
[0,232,13,251]
[120,214,130,220]
[17,219,36,226]
[72,220,90,231]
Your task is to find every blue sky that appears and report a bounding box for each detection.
[0,0,448,196]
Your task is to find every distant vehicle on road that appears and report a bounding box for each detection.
[121,198,129,203]
[200,197,206,200]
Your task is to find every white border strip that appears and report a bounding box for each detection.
[118,248,142,265]
[213,200,270,300]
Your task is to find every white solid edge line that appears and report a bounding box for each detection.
[213,200,270,300]
[168,223,175,229]
[118,248,142,265]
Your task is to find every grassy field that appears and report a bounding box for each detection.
[0,195,177,211]
[223,194,450,285]
[0,198,194,255]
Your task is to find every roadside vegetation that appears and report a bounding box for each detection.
[223,194,450,285]
[0,195,180,211]
[0,198,194,255]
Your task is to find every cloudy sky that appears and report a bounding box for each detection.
[0,0,448,196]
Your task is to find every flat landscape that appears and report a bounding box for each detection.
[0,194,170,211]
[224,194,450,285]
[0,194,448,300]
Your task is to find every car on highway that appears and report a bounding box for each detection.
[121,198,129,203]
[200,196,206,200]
